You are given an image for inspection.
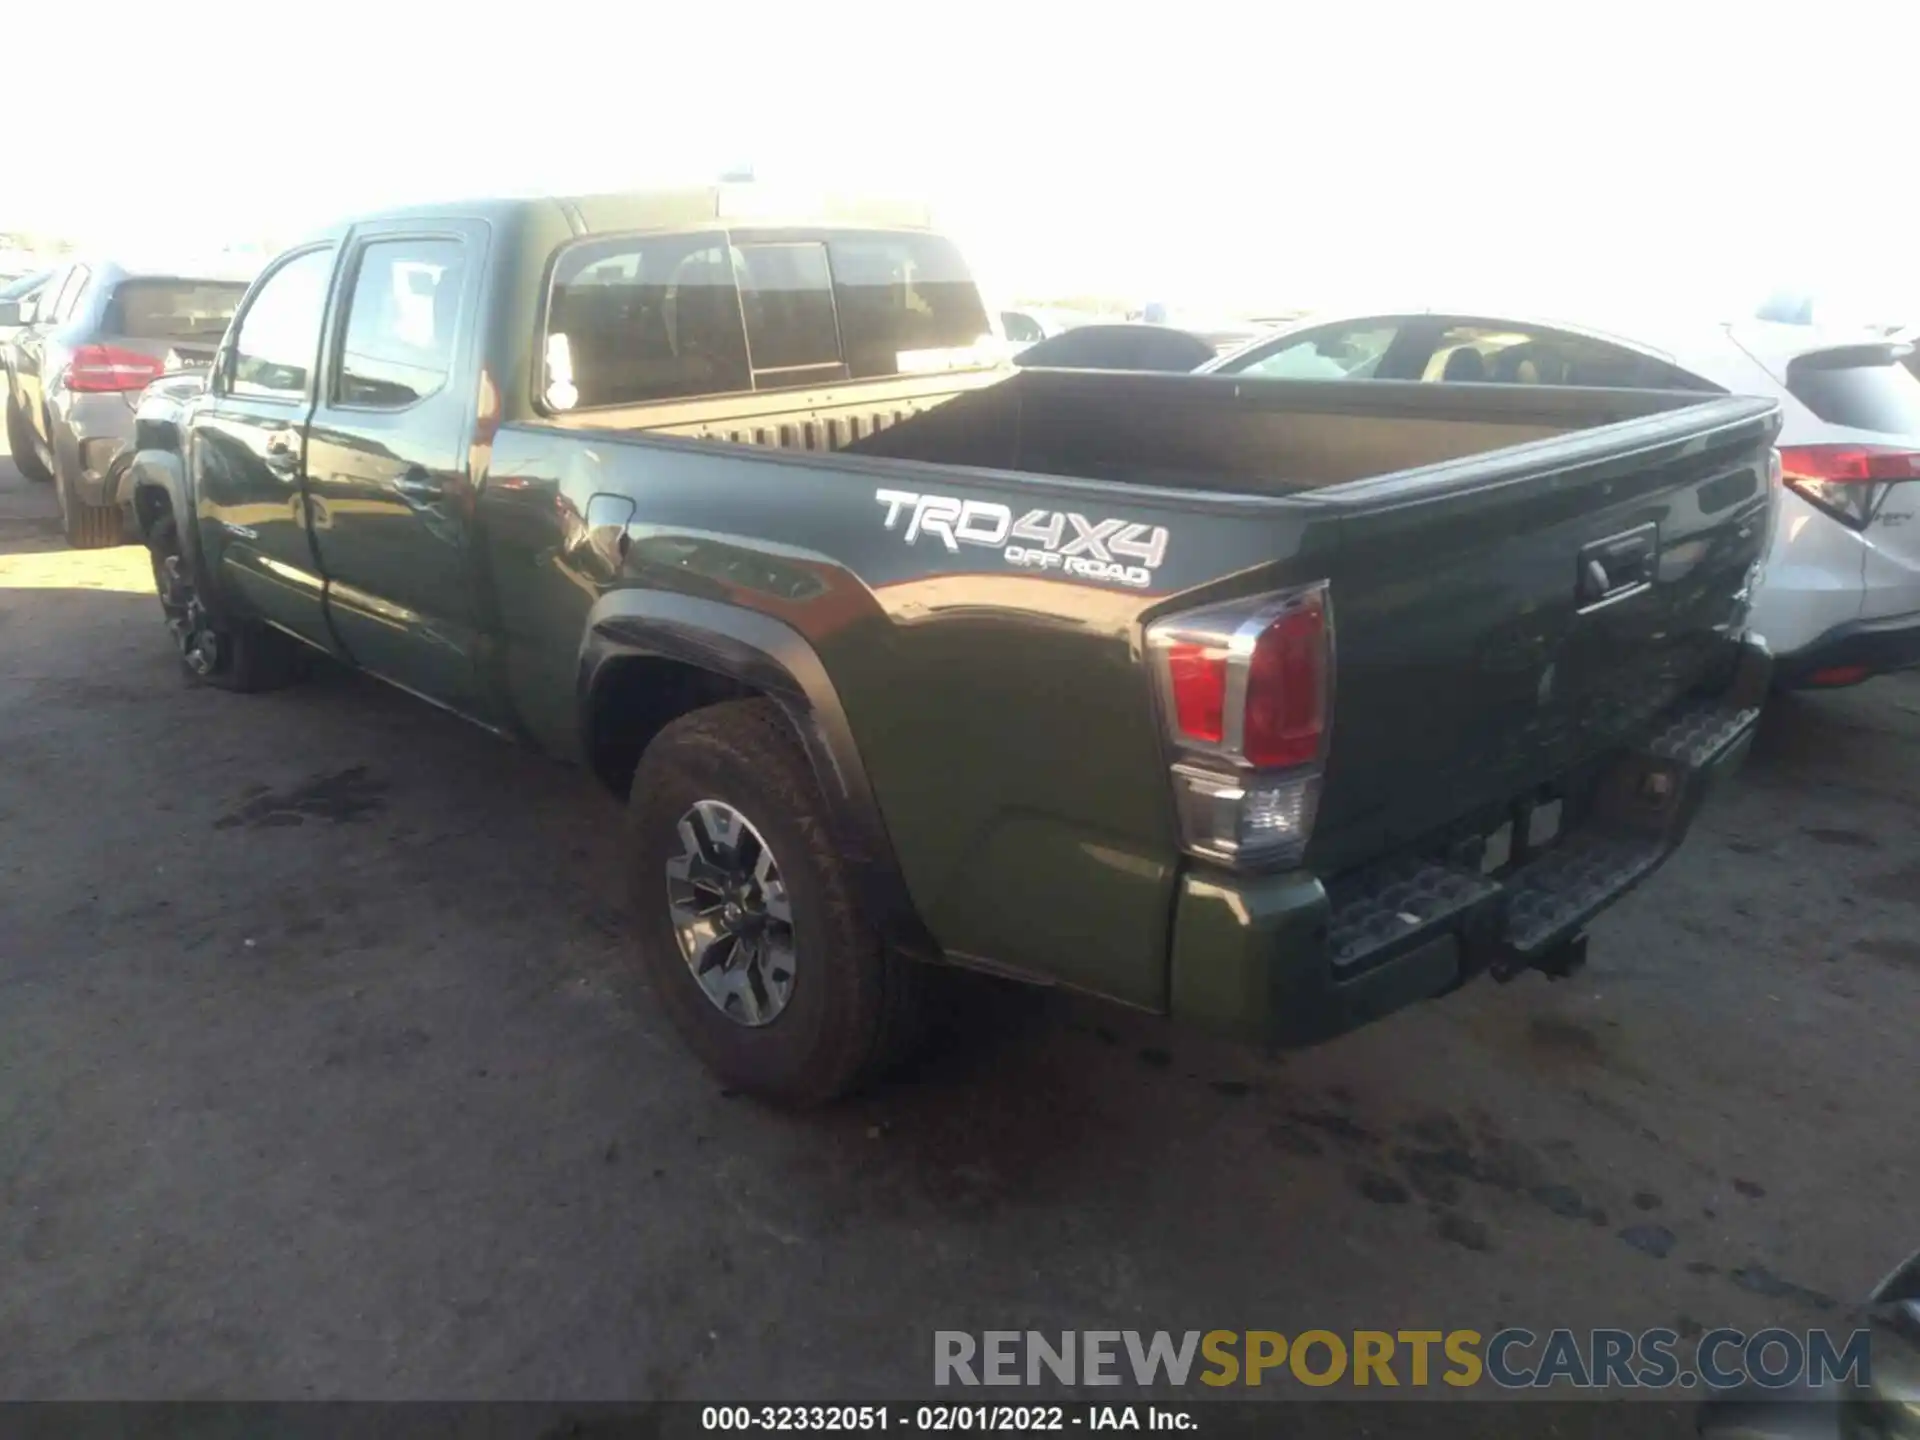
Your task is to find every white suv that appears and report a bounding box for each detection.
[1206,310,1920,689]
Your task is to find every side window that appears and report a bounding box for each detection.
[1230,323,1400,380]
[1420,325,1531,382]
[47,266,91,324]
[229,248,337,400]
[335,237,466,408]
[1422,323,1713,390]
[1003,311,1045,344]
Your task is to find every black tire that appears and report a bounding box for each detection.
[627,698,928,1105]
[148,514,308,692]
[54,459,126,549]
[5,391,53,484]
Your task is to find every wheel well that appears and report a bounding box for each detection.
[587,655,760,795]
[132,482,173,537]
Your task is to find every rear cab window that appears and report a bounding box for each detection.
[541,228,992,411]
[105,279,247,343]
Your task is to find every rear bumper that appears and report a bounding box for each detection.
[54,396,137,507]
[1774,611,1920,688]
[1168,643,1768,1050]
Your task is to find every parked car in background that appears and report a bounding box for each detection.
[1206,310,1920,690]
[1,258,249,546]
[1891,323,1920,382]
[999,307,1076,346]
[0,268,51,351]
[1010,322,1217,371]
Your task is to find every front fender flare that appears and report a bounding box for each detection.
[127,447,225,619]
[580,589,938,963]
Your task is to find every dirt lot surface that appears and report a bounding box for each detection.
[2,443,1916,1418]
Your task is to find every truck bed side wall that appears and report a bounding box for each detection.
[478,421,1335,1010]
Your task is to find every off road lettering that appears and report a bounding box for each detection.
[876,488,1169,589]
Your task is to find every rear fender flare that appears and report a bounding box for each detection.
[580,589,938,963]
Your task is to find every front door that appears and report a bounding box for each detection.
[302,223,490,720]
[191,245,341,655]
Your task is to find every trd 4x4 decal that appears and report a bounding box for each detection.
[874,488,1170,589]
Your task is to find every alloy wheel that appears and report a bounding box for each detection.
[665,800,797,1027]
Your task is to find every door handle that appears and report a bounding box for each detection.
[392,468,443,502]
[262,429,302,478]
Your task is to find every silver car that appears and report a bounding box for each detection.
[1,258,249,547]
[1205,309,1920,690]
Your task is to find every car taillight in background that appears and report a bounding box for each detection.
[1777,443,1920,529]
[64,344,166,394]
[1145,583,1331,868]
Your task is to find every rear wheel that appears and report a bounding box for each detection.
[5,391,52,484]
[54,457,126,549]
[148,514,308,691]
[626,699,929,1105]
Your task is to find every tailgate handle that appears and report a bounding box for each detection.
[1576,524,1657,610]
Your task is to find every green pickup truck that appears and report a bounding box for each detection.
[126,186,1779,1104]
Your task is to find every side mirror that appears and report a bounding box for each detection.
[0,300,19,326]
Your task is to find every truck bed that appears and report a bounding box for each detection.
[537,366,1719,496]
[508,372,1777,953]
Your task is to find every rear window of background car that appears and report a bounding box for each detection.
[543,229,993,410]
[1786,354,1920,435]
[106,280,247,342]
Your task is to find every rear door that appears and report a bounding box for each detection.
[301,221,491,720]
[191,244,341,654]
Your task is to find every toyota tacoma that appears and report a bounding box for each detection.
[126,186,1779,1103]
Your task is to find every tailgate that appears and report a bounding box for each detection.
[1306,394,1780,871]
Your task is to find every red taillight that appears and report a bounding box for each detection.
[1146,583,1332,868]
[1777,443,1918,528]
[1165,643,1228,743]
[65,344,166,394]
[1243,593,1327,768]
[1806,664,1871,688]
[1778,444,1920,484]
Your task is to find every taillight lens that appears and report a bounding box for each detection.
[65,344,166,394]
[1146,583,1333,868]
[1165,643,1228,743]
[1778,443,1919,528]
[1243,592,1327,768]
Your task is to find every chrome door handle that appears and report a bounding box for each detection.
[393,468,443,502]
[262,429,302,478]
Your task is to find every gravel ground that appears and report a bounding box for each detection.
[2,443,1916,1417]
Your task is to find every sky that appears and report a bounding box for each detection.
[8,1,1918,324]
